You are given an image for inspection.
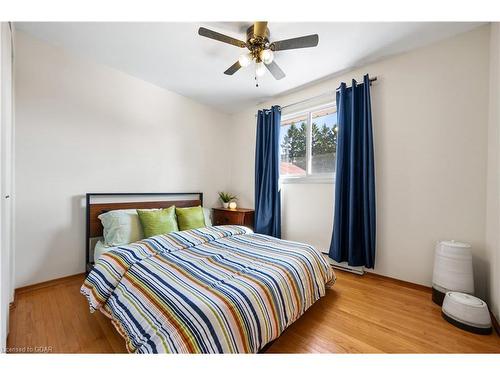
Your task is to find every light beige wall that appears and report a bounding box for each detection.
[486,23,500,321]
[14,31,232,287]
[230,25,491,296]
[281,183,334,252]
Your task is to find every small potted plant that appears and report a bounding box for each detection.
[218,192,237,209]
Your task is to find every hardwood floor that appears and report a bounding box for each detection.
[7,270,500,353]
[8,274,126,353]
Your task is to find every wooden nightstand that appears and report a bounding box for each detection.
[212,207,255,230]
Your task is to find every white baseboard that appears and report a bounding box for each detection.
[321,252,365,275]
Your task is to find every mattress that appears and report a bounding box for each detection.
[81,225,335,353]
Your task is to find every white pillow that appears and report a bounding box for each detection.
[98,209,144,246]
[203,207,212,226]
[93,240,115,262]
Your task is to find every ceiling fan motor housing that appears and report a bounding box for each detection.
[246,24,270,42]
[246,25,270,61]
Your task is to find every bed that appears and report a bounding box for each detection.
[81,193,335,353]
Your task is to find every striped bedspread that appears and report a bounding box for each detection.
[81,225,335,353]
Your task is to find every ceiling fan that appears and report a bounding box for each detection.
[198,22,319,84]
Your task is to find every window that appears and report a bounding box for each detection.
[279,103,337,181]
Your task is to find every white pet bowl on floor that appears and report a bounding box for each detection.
[442,292,492,335]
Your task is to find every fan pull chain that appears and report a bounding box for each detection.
[254,62,260,87]
[254,64,260,87]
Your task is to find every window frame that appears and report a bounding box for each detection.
[279,101,337,184]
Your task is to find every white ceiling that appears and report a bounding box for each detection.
[16,22,484,113]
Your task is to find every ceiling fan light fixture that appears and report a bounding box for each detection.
[255,62,266,77]
[238,53,253,67]
[260,49,274,65]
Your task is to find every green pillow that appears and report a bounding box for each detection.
[136,206,178,238]
[176,206,206,231]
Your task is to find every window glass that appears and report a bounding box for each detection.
[279,113,307,177]
[311,107,337,174]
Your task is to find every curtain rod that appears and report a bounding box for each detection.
[281,76,377,111]
[255,76,377,117]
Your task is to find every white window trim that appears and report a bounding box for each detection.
[280,175,335,185]
[280,101,337,184]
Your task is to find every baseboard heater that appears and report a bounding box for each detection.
[321,252,365,275]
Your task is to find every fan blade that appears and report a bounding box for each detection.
[266,60,285,80]
[224,61,242,75]
[198,27,246,48]
[254,22,268,38]
[270,34,319,51]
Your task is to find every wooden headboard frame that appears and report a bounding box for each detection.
[85,192,203,272]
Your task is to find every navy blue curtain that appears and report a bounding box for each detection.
[254,105,281,238]
[328,74,376,268]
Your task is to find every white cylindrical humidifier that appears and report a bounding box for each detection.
[432,240,474,305]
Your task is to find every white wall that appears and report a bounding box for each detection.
[14,31,232,287]
[486,23,500,322]
[230,25,491,297]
